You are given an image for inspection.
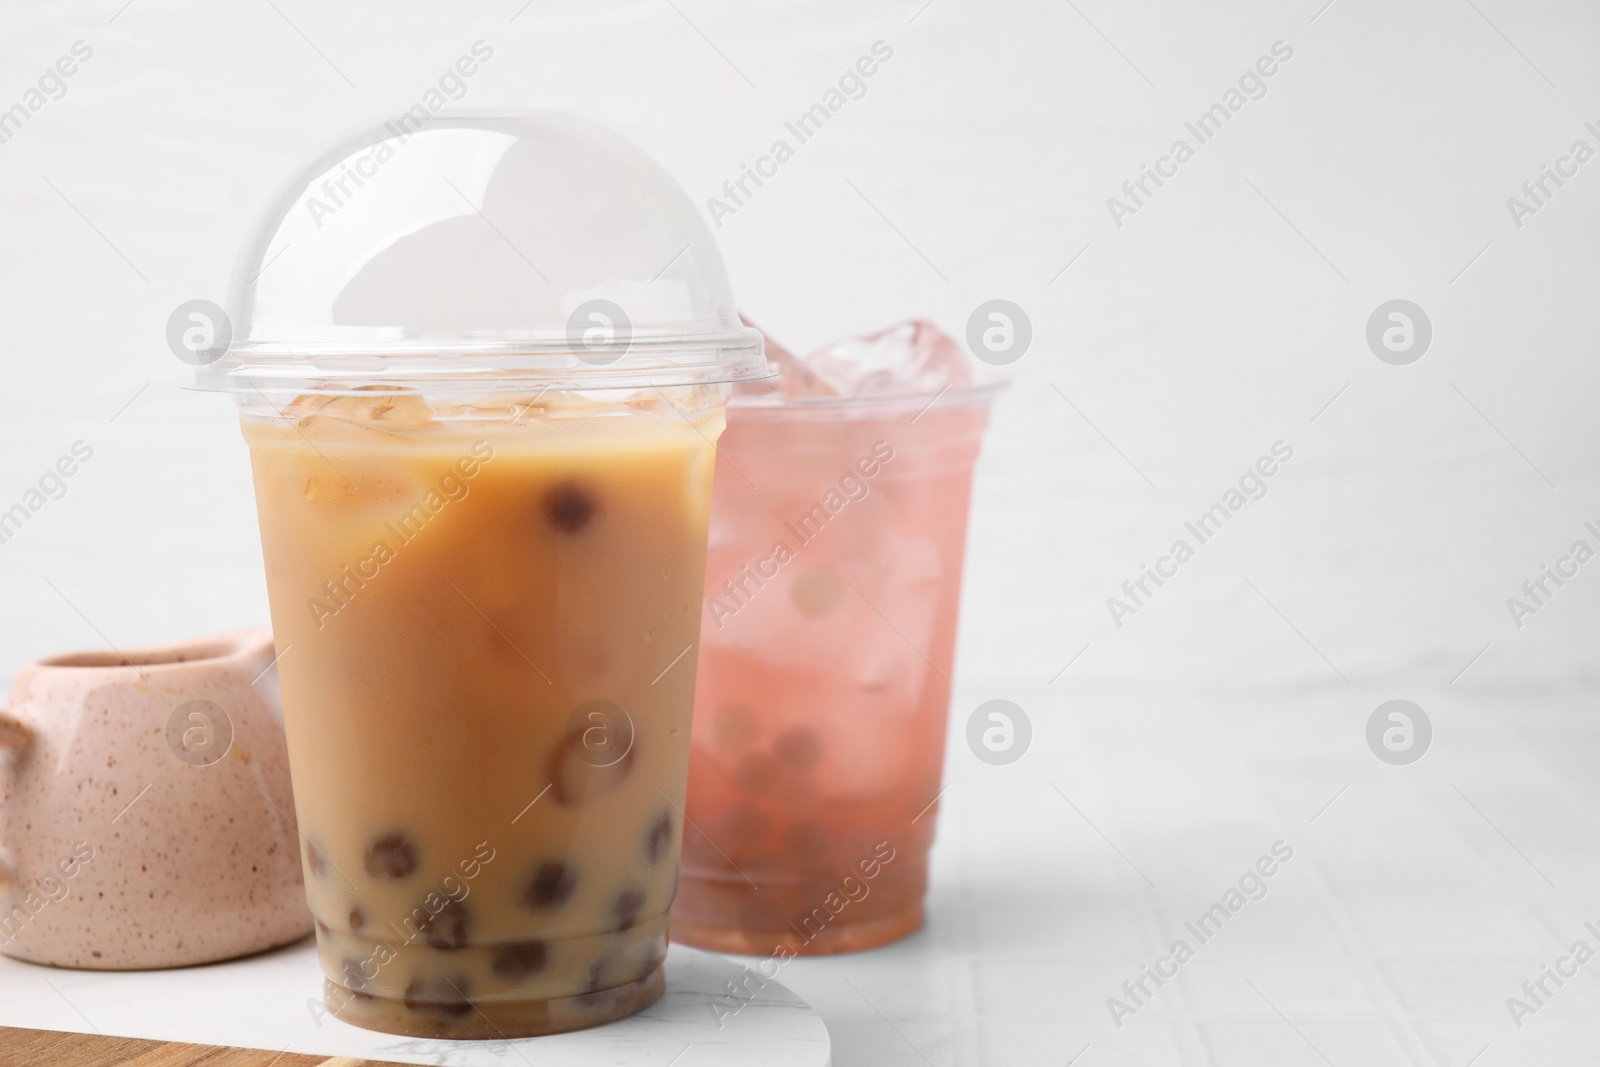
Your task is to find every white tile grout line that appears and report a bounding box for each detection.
[1283,821,1441,1066]
[1434,695,1600,1016]
[1296,698,1590,1066]
[1195,693,1434,1065]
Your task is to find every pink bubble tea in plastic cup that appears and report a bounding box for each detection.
[670,321,998,955]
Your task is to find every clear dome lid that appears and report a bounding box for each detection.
[198,111,765,395]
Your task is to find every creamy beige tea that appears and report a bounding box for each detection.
[245,389,719,1037]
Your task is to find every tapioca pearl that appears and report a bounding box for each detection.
[711,702,760,752]
[491,939,549,979]
[303,839,327,877]
[733,752,778,796]
[614,887,646,931]
[341,957,373,998]
[644,810,674,864]
[634,938,668,980]
[418,898,471,951]
[365,832,419,880]
[543,482,599,533]
[773,725,824,772]
[522,861,577,910]
[348,907,365,931]
[575,985,624,1012]
[723,802,772,843]
[784,821,833,864]
[403,976,474,1018]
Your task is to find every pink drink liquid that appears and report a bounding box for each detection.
[671,399,989,955]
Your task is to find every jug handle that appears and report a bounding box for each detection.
[0,709,25,886]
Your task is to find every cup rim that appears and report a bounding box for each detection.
[727,379,1007,417]
[33,628,273,673]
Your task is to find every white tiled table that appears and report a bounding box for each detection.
[768,680,1600,1066]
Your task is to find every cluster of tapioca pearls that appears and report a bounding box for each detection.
[303,801,674,1016]
[696,705,841,866]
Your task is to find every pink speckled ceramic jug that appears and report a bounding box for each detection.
[0,627,312,968]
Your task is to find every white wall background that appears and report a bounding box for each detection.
[0,0,1595,695]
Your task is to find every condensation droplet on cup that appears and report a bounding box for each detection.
[304,477,319,500]
[641,631,653,644]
